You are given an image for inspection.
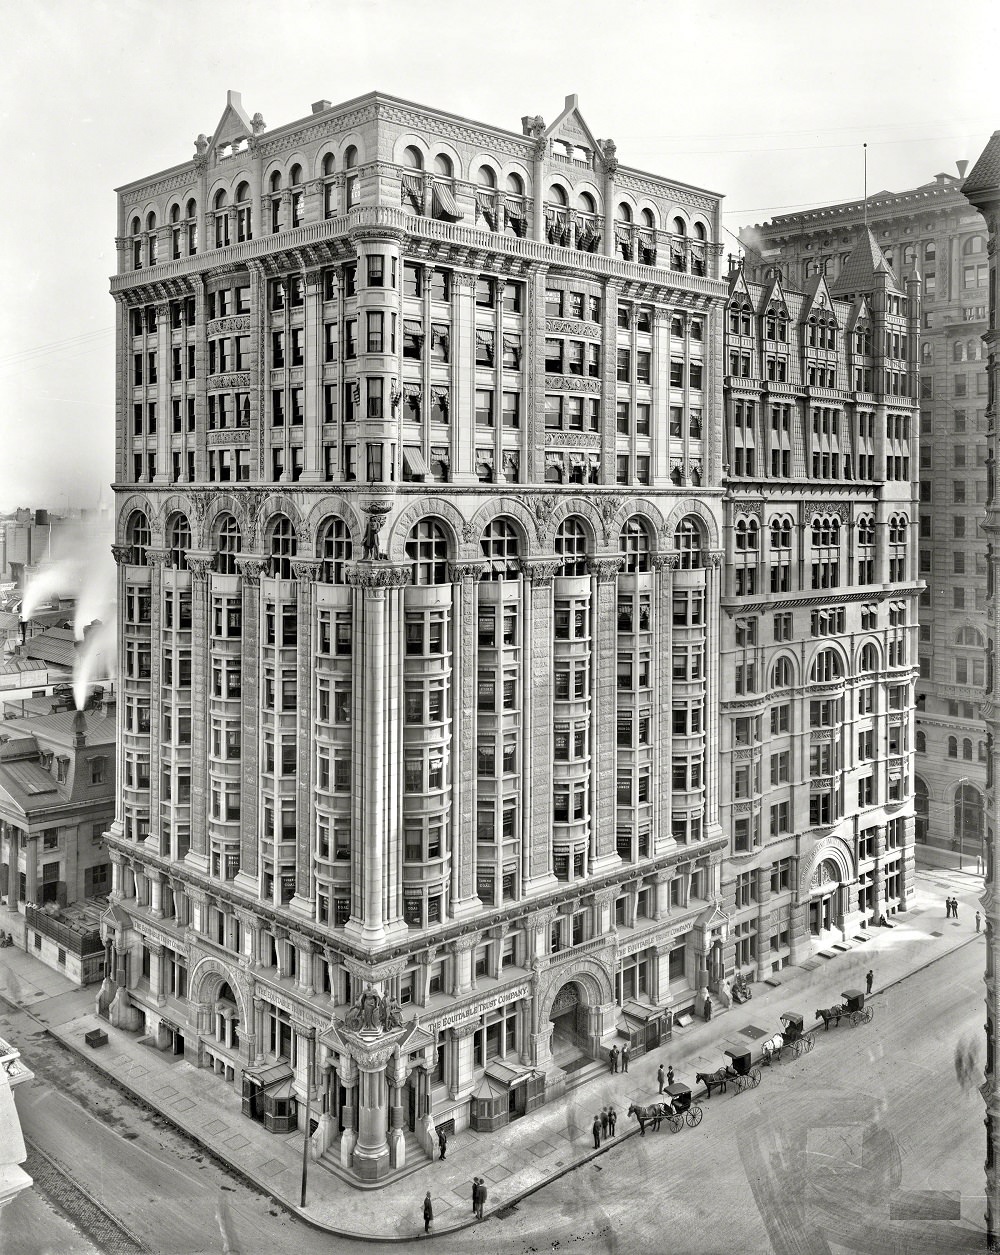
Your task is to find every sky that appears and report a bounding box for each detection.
[0,0,997,513]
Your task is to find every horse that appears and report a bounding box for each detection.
[760,1032,785,1064]
[696,1066,736,1097]
[816,1004,846,1031]
[627,1101,669,1135]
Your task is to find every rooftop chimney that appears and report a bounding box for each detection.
[957,159,970,179]
[72,709,86,749]
[311,100,331,114]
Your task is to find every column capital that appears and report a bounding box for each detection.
[185,552,215,578]
[291,559,323,583]
[345,561,412,589]
[519,558,561,586]
[587,556,625,582]
[449,560,487,583]
[234,556,267,586]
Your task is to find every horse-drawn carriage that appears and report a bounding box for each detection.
[761,1010,814,1064]
[816,989,874,1030]
[724,1046,762,1092]
[628,1082,703,1135]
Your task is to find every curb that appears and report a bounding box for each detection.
[4,922,986,1242]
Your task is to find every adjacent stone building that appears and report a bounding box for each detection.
[741,170,989,867]
[960,126,1000,1253]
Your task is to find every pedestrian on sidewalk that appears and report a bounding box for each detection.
[423,1192,434,1233]
[667,1065,675,1087]
[437,1129,447,1160]
[608,1105,617,1136]
[471,1177,480,1215]
[476,1178,487,1220]
[609,1044,619,1073]
[866,969,873,995]
[657,1063,665,1093]
[592,1113,602,1148]
[600,1107,609,1140]
[977,912,982,933]
[621,1043,630,1073]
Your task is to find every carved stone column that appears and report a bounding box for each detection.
[234,558,266,889]
[292,559,322,907]
[520,560,561,893]
[186,553,214,869]
[589,556,625,873]
[449,561,486,919]
[344,562,412,947]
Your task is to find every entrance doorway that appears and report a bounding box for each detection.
[549,981,590,1072]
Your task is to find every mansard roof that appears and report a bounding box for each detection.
[829,228,900,296]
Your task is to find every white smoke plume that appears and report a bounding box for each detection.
[20,513,117,708]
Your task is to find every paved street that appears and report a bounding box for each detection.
[0,866,990,1253]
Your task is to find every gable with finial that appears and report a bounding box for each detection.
[206,90,256,160]
[761,269,790,320]
[544,95,601,163]
[800,274,838,325]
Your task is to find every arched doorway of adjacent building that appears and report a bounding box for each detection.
[548,981,593,1074]
[808,859,841,936]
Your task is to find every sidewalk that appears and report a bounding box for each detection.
[0,866,986,1241]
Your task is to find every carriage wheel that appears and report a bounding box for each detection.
[750,1067,761,1087]
[864,1007,873,1024]
[851,1010,863,1027]
[667,1114,684,1133]
[687,1104,703,1128]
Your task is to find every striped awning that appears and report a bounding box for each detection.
[432,183,463,221]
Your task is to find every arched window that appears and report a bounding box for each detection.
[915,776,929,841]
[955,782,984,844]
[859,642,879,673]
[549,184,568,206]
[810,648,843,684]
[476,164,496,188]
[402,145,423,170]
[433,153,453,179]
[916,730,926,753]
[771,656,793,688]
[948,736,958,758]
[672,216,686,236]
[268,515,297,579]
[674,517,704,569]
[407,519,449,585]
[480,519,521,580]
[505,172,524,196]
[318,518,353,584]
[734,519,759,551]
[770,517,792,549]
[555,516,589,576]
[619,516,651,573]
[166,513,191,569]
[215,513,242,575]
[126,510,151,566]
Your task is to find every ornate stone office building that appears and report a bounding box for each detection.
[103,91,732,1180]
[719,240,919,977]
[741,172,990,867]
[961,127,1000,1253]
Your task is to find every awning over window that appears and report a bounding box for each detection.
[403,447,428,476]
[432,183,463,221]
